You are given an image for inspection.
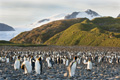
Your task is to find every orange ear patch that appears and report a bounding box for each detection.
[21,64,24,70]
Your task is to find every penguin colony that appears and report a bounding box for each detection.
[0,46,120,79]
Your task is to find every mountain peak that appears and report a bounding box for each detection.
[64,12,79,19]
[28,9,101,28]
[85,9,100,16]
[65,9,101,20]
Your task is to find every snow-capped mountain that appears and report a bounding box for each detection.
[65,9,101,20]
[0,9,101,41]
[29,9,101,28]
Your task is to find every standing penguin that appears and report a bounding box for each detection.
[64,56,77,78]
[63,58,66,65]
[94,55,98,63]
[98,56,102,63]
[2,56,6,62]
[6,57,9,63]
[30,56,35,70]
[109,58,113,64]
[46,56,53,69]
[14,56,20,70]
[83,58,87,64]
[35,57,42,74]
[66,57,69,66]
[21,59,32,74]
[77,57,81,64]
[86,58,92,71]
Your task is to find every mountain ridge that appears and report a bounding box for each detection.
[10,17,120,47]
[28,9,101,28]
[45,17,120,47]
[11,18,87,44]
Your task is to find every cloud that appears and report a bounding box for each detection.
[0,0,120,27]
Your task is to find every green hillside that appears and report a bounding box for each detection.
[45,17,120,47]
[11,17,120,47]
[10,18,87,44]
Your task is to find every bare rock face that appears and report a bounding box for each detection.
[85,9,99,16]
[117,14,120,18]
[0,23,15,31]
[38,19,50,23]
[65,12,79,19]
[65,9,100,19]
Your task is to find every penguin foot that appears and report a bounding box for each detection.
[87,69,91,71]
[48,67,51,69]
[23,73,27,75]
[68,76,74,79]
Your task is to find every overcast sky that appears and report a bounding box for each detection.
[0,0,120,28]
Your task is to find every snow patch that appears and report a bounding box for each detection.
[76,12,101,20]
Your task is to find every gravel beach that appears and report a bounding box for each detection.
[0,46,120,80]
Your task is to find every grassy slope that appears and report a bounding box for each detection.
[10,18,87,44]
[45,18,120,47]
[10,17,120,47]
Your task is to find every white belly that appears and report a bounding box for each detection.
[6,58,9,63]
[14,60,20,70]
[71,62,76,77]
[35,60,41,74]
[87,61,92,70]
[66,60,69,66]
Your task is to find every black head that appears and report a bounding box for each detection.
[21,64,24,70]
[66,57,68,59]
[38,57,41,61]
[18,55,20,59]
[74,56,77,60]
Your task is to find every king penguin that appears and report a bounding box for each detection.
[86,58,92,71]
[21,59,32,74]
[14,56,20,70]
[109,58,113,64]
[66,57,69,66]
[46,56,53,69]
[64,56,77,78]
[6,57,9,63]
[30,56,35,70]
[35,57,42,74]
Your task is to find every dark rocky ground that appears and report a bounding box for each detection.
[0,46,120,80]
[0,61,120,80]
